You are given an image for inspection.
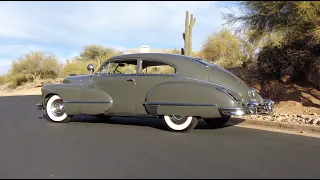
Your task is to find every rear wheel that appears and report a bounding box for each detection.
[163,115,198,132]
[203,115,231,128]
[45,95,72,123]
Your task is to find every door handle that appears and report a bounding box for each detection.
[127,79,136,82]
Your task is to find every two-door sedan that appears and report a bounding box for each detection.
[37,53,274,132]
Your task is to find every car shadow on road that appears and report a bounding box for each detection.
[39,114,245,132]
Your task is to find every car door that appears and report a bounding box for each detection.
[90,58,138,115]
[134,59,178,115]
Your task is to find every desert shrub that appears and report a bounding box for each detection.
[169,48,181,55]
[200,28,246,69]
[141,65,175,74]
[79,45,123,66]
[59,58,99,78]
[256,37,318,81]
[0,75,4,85]
[7,51,61,86]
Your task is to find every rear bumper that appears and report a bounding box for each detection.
[219,99,274,116]
[37,103,44,110]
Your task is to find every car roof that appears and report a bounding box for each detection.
[110,53,194,63]
[106,53,211,78]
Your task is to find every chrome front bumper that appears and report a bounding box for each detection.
[219,99,275,116]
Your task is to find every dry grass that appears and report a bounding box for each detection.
[0,78,62,93]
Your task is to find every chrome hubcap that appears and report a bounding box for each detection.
[50,99,65,117]
[169,115,187,125]
[172,115,185,121]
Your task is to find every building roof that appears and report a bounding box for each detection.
[124,48,173,54]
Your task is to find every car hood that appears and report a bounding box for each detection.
[208,66,250,99]
[63,74,93,85]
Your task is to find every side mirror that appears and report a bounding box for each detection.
[87,64,94,73]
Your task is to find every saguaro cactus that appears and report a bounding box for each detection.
[181,11,196,56]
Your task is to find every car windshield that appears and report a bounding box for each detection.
[192,58,215,67]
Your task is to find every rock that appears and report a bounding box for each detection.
[281,75,291,83]
[312,119,319,125]
[310,113,317,116]
[306,118,313,124]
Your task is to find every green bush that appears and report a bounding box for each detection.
[59,59,99,78]
[200,28,246,69]
[256,37,318,81]
[8,51,61,83]
[0,75,4,85]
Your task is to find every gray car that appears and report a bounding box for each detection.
[37,53,274,132]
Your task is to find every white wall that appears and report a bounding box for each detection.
[140,45,150,53]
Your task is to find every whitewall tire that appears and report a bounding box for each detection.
[46,95,72,123]
[163,115,198,132]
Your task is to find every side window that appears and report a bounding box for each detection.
[140,60,176,75]
[102,59,138,75]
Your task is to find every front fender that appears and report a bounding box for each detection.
[42,84,114,115]
[42,84,84,115]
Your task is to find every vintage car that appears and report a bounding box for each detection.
[36,53,274,132]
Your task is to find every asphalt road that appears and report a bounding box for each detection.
[1,95,320,179]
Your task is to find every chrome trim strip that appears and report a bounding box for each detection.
[216,86,240,103]
[64,100,112,104]
[144,102,217,107]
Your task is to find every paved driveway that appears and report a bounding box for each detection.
[0,95,319,178]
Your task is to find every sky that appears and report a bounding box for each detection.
[0,1,240,74]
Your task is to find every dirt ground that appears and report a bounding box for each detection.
[255,82,320,115]
[0,87,42,96]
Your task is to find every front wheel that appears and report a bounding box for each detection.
[46,95,72,123]
[163,115,198,132]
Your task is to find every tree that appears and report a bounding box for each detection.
[223,1,320,86]
[79,45,122,66]
[200,28,246,69]
[223,1,320,44]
